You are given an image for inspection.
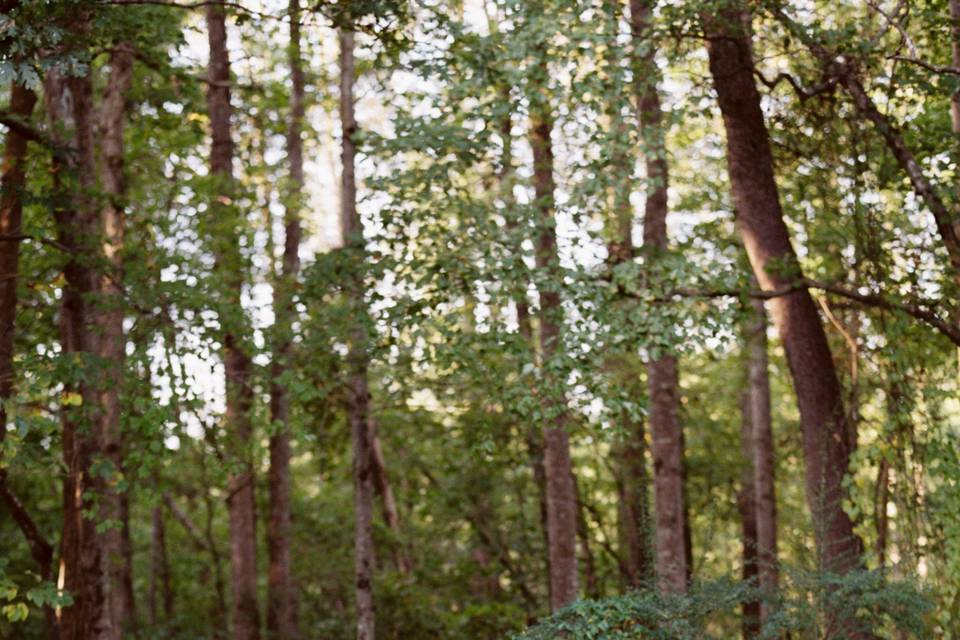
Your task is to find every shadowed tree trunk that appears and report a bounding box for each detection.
[0,82,57,638]
[97,41,136,637]
[630,0,689,594]
[149,501,173,624]
[704,3,864,580]
[744,294,778,623]
[267,1,304,637]
[0,88,56,636]
[204,3,260,639]
[339,27,377,640]
[530,98,579,612]
[46,57,114,639]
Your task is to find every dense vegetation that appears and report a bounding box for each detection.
[2,0,959,638]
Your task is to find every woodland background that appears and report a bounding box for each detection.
[1,0,960,638]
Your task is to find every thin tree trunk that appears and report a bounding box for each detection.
[497,89,551,600]
[97,41,136,637]
[530,103,579,612]
[46,59,114,640]
[745,294,777,623]
[339,28,377,640]
[0,83,55,640]
[149,502,173,624]
[704,5,864,579]
[630,0,688,594]
[368,420,411,574]
[738,416,760,640]
[205,3,260,639]
[267,1,303,637]
[573,476,599,599]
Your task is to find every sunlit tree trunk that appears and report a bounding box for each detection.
[630,0,689,594]
[267,1,304,637]
[339,27,377,640]
[205,3,260,638]
[704,3,864,581]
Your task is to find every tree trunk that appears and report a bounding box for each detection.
[0,83,56,638]
[738,413,760,640]
[339,28,377,640]
[368,420,411,574]
[530,105,579,612]
[703,7,864,577]
[630,0,689,594]
[267,1,304,637]
[205,4,260,639]
[952,0,960,134]
[46,60,114,640]
[149,502,173,624]
[574,476,599,599]
[744,295,777,623]
[97,41,136,637]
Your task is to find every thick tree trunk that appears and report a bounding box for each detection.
[630,0,689,594]
[0,84,55,639]
[97,42,136,637]
[46,62,115,640]
[205,4,260,639]
[339,28,377,640]
[267,1,304,638]
[704,7,864,576]
[744,295,778,623]
[530,108,579,611]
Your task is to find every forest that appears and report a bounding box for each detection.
[1,0,960,638]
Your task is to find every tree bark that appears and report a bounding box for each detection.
[368,419,411,574]
[738,405,760,639]
[704,6,864,578]
[46,59,114,640]
[205,4,260,639]
[744,294,777,623]
[149,502,174,624]
[630,0,689,594]
[97,41,136,637]
[530,104,579,611]
[267,1,303,637]
[0,83,54,639]
[339,28,377,640]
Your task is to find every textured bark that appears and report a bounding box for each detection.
[97,42,136,637]
[46,60,114,640]
[614,415,652,588]
[149,503,173,624]
[704,8,864,576]
[744,295,777,623]
[266,2,304,638]
[340,28,376,640]
[530,107,579,611]
[205,4,260,639]
[630,0,688,595]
